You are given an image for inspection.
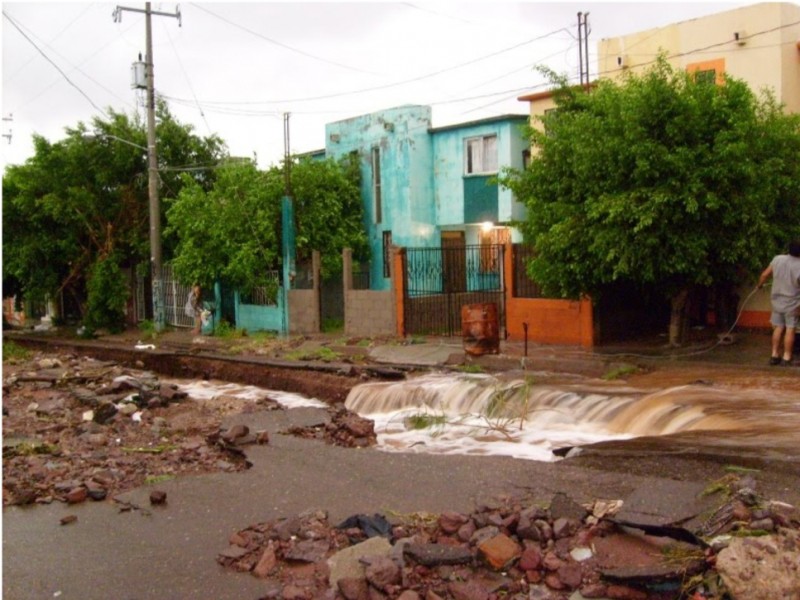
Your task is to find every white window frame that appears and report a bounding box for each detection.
[464,135,498,175]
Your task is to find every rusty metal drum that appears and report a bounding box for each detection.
[461,302,500,356]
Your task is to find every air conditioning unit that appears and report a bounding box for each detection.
[616,54,629,68]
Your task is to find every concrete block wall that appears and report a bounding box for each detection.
[288,250,321,334]
[288,289,320,334]
[343,248,396,337]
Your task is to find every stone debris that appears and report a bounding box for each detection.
[218,482,800,600]
[284,406,377,448]
[2,350,255,507]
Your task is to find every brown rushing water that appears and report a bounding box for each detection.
[345,366,800,463]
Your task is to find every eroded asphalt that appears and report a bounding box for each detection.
[3,328,800,600]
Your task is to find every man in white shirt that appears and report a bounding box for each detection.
[758,241,800,366]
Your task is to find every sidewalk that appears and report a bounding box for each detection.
[5,324,796,385]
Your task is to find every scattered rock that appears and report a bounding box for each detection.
[716,528,800,600]
[65,487,88,504]
[60,515,78,526]
[149,490,167,505]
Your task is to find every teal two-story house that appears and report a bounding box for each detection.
[324,105,529,291]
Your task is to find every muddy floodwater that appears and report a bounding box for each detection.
[344,368,800,463]
[167,365,800,465]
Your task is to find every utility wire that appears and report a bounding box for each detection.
[161,19,214,136]
[160,23,572,108]
[189,3,379,76]
[4,3,94,84]
[596,18,800,79]
[3,11,109,118]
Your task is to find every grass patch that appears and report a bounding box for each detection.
[456,364,483,373]
[121,444,176,454]
[213,320,248,339]
[144,474,176,485]
[3,340,32,363]
[138,319,158,340]
[3,441,59,458]
[724,465,761,474]
[661,544,705,566]
[286,347,340,362]
[321,318,344,333]
[701,473,739,498]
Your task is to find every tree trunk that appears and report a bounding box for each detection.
[668,288,690,347]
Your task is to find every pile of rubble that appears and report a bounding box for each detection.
[218,481,800,600]
[2,352,253,506]
[284,407,377,448]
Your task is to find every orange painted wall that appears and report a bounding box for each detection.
[737,310,772,329]
[505,297,594,347]
[503,244,594,348]
[393,248,406,336]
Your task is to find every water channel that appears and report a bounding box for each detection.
[176,370,800,463]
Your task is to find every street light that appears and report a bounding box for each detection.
[93,133,147,152]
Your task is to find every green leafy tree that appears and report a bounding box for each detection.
[291,152,368,276]
[502,59,800,345]
[166,154,368,290]
[166,160,281,291]
[2,105,225,329]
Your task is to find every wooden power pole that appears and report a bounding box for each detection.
[113,3,181,331]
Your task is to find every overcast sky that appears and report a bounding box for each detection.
[2,1,747,170]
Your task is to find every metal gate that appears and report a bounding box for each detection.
[402,244,505,337]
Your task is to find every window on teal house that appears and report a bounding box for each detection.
[372,147,382,223]
[464,135,497,175]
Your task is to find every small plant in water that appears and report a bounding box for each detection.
[405,413,447,430]
[602,364,640,380]
[478,375,537,436]
[456,364,483,373]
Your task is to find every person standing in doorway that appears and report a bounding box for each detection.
[185,283,202,335]
[758,241,800,366]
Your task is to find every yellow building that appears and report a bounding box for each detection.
[597,2,800,113]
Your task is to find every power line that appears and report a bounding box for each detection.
[4,9,137,115]
[4,3,94,84]
[596,18,800,79]
[161,19,213,135]
[2,11,109,118]
[189,3,379,76]
[160,23,573,108]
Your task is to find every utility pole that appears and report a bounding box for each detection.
[281,112,295,335]
[113,3,181,331]
[577,12,591,90]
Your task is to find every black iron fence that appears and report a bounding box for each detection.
[512,244,542,298]
[403,244,505,336]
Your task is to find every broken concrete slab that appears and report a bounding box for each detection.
[611,479,717,543]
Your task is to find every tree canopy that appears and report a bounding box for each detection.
[2,104,225,329]
[502,59,800,343]
[165,153,368,291]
